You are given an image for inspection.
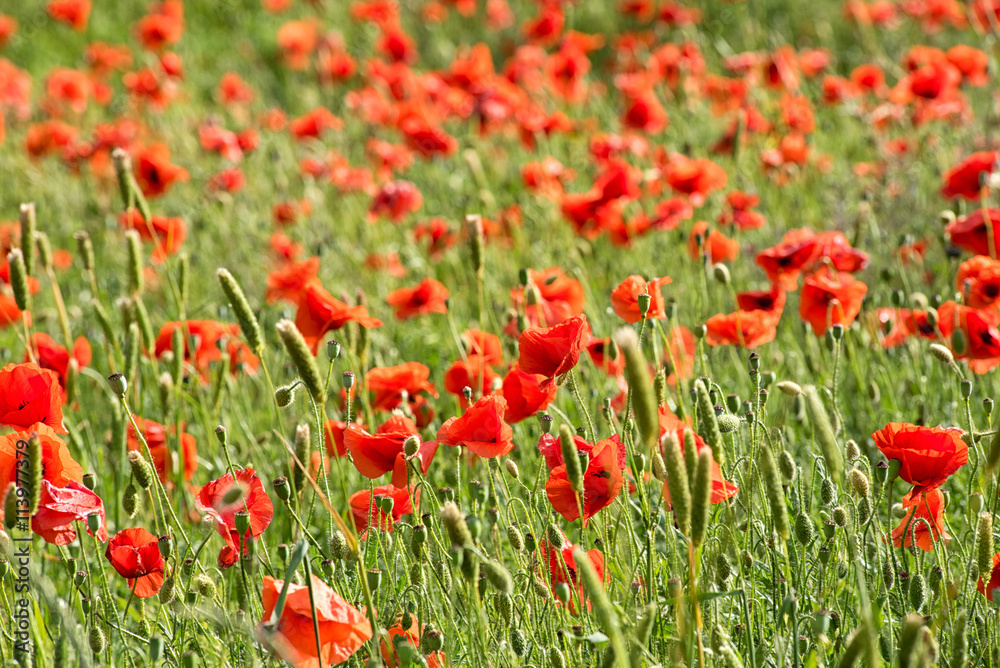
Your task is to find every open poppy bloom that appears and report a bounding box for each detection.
[662,153,727,206]
[610,275,672,323]
[0,363,67,433]
[872,422,967,496]
[890,488,949,552]
[127,416,198,484]
[736,284,786,316]
[386,277,449,320]
[266,258,320,305]
[798,267,868,336]
[956,255,1000,309]
[344,414,438,487]
[195,468,274,568]
[443,355,498,404]
[978,553,1000,602]
[0,295,27,330]
[436,394,514,459]
[366,362,438,412]
[294,281,382,354]
[941,151,997,200]
[260,574,372,668]
[348,484,418,536]
[460,329,503,364]
[500,364,558,423]
[704,310,779,348]
[517,314,590,390]
[381,615,445,668]
[688,221,739,264]
[48,0,92,31]
[27,333,91,389]
[0,424,82,496]
[546,437,624,526]
[947,209,1000,257]
[133,142,188,198]
[538,432,626,471]
[32,479,107,545]
[661,428,738,505]
[324,419,365,458]
[105,527,165,598]
[154,320,260,379]
[586,337,626,377]
[509,267,586,331]
[540,530,606,611]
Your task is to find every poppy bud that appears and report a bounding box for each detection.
[401,434,420,459]
[35,231,54,271]
[128,451,153,489]
[690,449,713,547]
[504,459,519,479]
[546,523,565,550]
[149,636,165,663]
[716,552,732,584]
[109,372,128,398]
[275,319,326,404]
[717,413,741,434]
[195,573,217,598]
[952,329,967,356]
[217,268,264,355]
[694,378,725,463]
[482,559,513,595]
[274,384,297,408]
[23,432,42,515]
[803,386,843,485]
[856,496,871,523]
[122,483,138,517]
[961,378,973,400]
[778,451,796,482]
[158,575,177,605]
[776,381,803,397]
[712,264,731,286]
[977,513,994,578]
[524,532,537,553]
[849,468,870,498]
[559,425,584,493]
[441,502,472,548]
[2,485,16,532]
[506,524,524,551]
[89,626,107,655]
[759,441,790,541]
[909,574,926,612]
[86,513,101,535]
[794,512,814,546]
[549,646,567,668]
[952,611,967,668]
[682,429,698,481]
[553,582,571,605]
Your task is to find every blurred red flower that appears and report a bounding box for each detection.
[127,416,198,484]
[348,484,417,536]
[798,267,868,336]
[386,277,449,320]
[611,275,671,324]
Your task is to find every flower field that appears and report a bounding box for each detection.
[3,0,1000,666]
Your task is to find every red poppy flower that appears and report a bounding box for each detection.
[27,333,91,388]
[0,295,27,330]
[704,310,778,348]
[366,362,438,412]
[517,314,591,390]
[947,209,1000,257]
[978,553,1000,602]
[343,416,437,488]
[872,422,967,496]
[663,326,697,385]
[290,108,342,141]
[890,488,949,552]
[444,355,499,403]
[500,364,557,423]
[195,468,273,568]
[0,363,66,433]
[509,267,586,331]
[756,231,821,291]
[276,20,317,70]
[48,0,91,30]
[799,267,868,336]
[154,320,259,379]
[661,428,738,505]
[538,432,627,471]
[348,484,418,537]
[369,180,423,222]
[662,153,727,206]
[386,277,449,320]
[294,281,382,354]
[0,425,81,501]
[381,616,445,668]
[260,574,372,667]
[25,120,78,158]
[105,527,165,598]
[947,45,989,86]
[127,416,198,484]
[118,210,187,262]
[461,329,502,364]
[586,338,625,376]
[540,531,605,611]
[136,7,184,51]
[736,284,786,315]
[719,190,766,230]
[436,394,514,459]
[689,221,739,264]
[941,151,997,200]
[32,479,107,545]
[935,302,1000,372]
[956,255,1000,309]
[546,439,624,526]
[133,142,189,198]
[266,259,319,305]
[610,275,671,324]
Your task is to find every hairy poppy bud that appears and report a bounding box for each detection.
[293,424,310,492]
[6,249,29,311]
[122,482,139,518]
[217,268,264,355]
[2,485,16,532]
[124,230,144,295]
[651,451,667,482]
[403,435,420,459]
[18,203,36,277]
[158,575,177,605]
[441,502,472,548]
[694,378,725,462]
[482,559,513,595]
[275,319,326,404]
[546,523,564,549]
[195,573,217,598]
[794,512,814,546]
[506,524,524,551]
[275,384,297,408]
[909,574,926,612]
[778,450,796,482]
[559,424,584,493]
[614,327,658,450]
[128,451,153,489]
[466,214,484,276]
[89,626,107,655]
[849,468,870,498]
[504,459,519,479]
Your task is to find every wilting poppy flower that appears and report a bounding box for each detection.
[540,530,605,611]
[978,553,1000,602]
[546,438,624,526]
[611,275,671,324]
[517,314,591,390]
[500,364,557,423]
[381,616,445,668]
[872,422,967,496]
[689,221,739,264]
[947,209,1000,257]
[260,574,372,667]
[890,488,949,552]
[661,428,738,505]
[343,417,437,488]
[32,479,107,545]
[294,281,382,354]
[0,425,82,513]
[154,320,260,378]
[196,468,273,568]
[386,277,449,320]
[444,355,499,403]
[704,310,778,348]
[0,363,66,433]
[348,484,417,536]
[366,362,438,412]
[436,395,514,459]
[27,333,91,388]
[127,416,198,484]
[510,267,586,331]
[941,151,997,200]
[133,142,189,198]
[48,0,91,30]
[105,527,165,598]
[799,267,868,336]
[118,210,187,262]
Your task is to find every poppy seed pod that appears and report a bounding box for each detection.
[108,372,128,398]
[275,319,326,404]
[637,292,652,318]
[272,476,291,502]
